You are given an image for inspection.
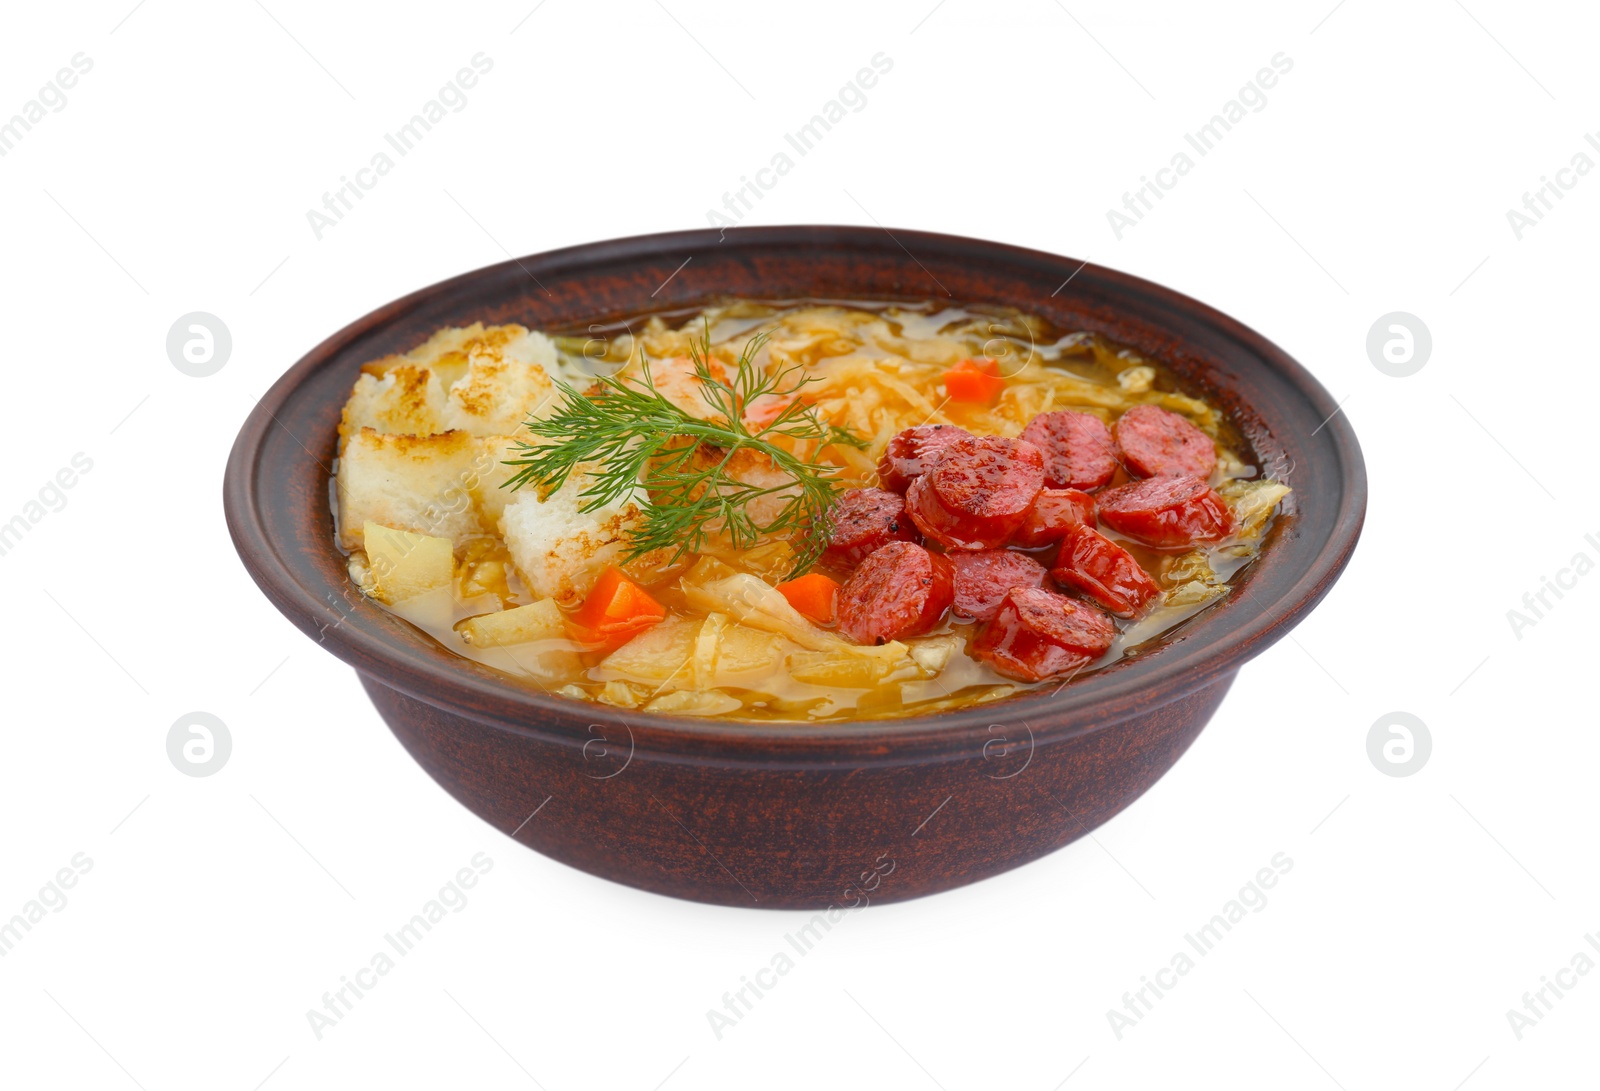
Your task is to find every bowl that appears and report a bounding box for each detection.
[224,226,1365,909]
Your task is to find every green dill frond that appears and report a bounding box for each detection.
[501,325,867,578]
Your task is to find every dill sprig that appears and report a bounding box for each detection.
[502,326,867,578]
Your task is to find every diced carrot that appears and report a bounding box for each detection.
[942,357,1006,403]
[568,567,666,652]
[777,572,841,626]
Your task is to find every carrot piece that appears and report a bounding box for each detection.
[777,572,841,626]
[569,567,666,652]
[942,357,1006,403]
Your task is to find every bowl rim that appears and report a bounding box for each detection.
[223,224,1366,760]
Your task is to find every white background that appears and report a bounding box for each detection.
[1,1,1594,1088]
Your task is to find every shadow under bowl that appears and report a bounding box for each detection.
[224,226,1365,909]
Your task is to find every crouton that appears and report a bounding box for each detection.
[335,428,517,551]
[442,351,556,436]
[339,365,448,446]
[383,322,558,386]
[337,322,680,606]
[498,473,664,605]
[339,324,560,449]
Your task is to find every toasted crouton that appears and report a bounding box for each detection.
[381,322,558,386]
[340,324,560,449]
[339,365,449,446]
[335,428,518,551]
[498,475,662,604]
[441,351,556,436]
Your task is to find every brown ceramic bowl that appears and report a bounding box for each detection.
[224,226,1364,909]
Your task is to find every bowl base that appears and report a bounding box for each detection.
[363,670,1236,909]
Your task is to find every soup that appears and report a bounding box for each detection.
[331,301,1289,721]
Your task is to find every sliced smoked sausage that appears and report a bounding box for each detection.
[877,424,973,494]
[1050,524,1163,617]
[823,487,920,567]
[1020,411,1118,490]
[970,587,1117,682]
[905,435,1045,550]
[1113,404,1216,478]
[1011,488,1097,548]
[949,550,1048,622]
[1096,474,1234,549]
[837,541,955,645]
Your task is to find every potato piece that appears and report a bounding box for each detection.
[364,522,454,604]
[455,598,566,648]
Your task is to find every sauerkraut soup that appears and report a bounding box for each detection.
[332,301,1289,721]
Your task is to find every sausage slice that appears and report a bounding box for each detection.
[1113,404,1216,478]
[1011,488,1097,548]
[970,587,1117,682]
[877,424,973,494]
[1020,411,1118,490]
[1096,474,1234,549]
[949,550,1048,622]
[837,541,955,644]
[1050,524,1163,617]
[905,435,1045,550]
[822,487,920,567]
